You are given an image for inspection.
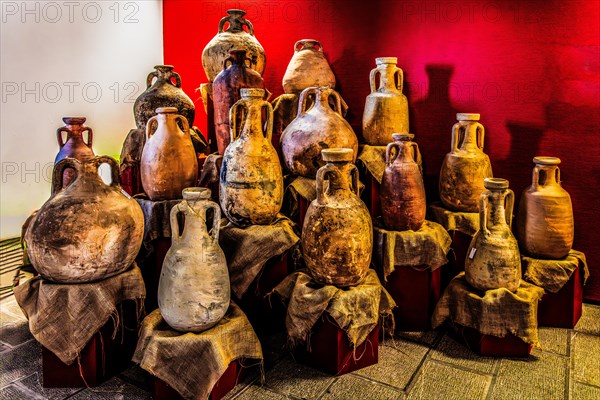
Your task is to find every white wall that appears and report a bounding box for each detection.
[0,0,164,239]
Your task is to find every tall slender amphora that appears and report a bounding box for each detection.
[465,178,521,292]
[363,57,409,145]
[158,188,229,333]
[302,149,373,287]
[381,134,426,231]
[55,117,95,189]
[439,113,493,212]
[220,88,283,226]
[516,157,574,259]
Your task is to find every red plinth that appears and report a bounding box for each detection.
[120,165,143,197]
[384,265,441,331]
[537,262,583,328]
[451,325,532,357]
[360,175,381,218]
[294,316,379,376]
[443,230,473,289]
[298,196,309,229]
[42,301,138,387]
[151,360,240,400]
[140,237,171,311]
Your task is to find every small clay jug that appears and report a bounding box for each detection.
[465,178,521,292]
[202,9,266,82]
[54,117,95,189]
[158,187,229,333]
[140,107,198,200]
[516,157,574,259]
[220,88,283,226]
[213,49,265,155]
[25,156,144,283]
[363,58,409,145]
[381,134,426,231]
[282,40,336,94]
[281,86,358,178]
[302,148,373,287]
[439,113,493,212]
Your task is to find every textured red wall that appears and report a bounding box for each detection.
[164,0,600,301]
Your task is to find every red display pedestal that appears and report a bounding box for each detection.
[450,325,532,358]
[298,196,309,228]
[443,230,473,289]
[538,262,583,328]
[140,237,171,311]
[120,165,143,197]
[385,266,441,331]
[294,316,379,376]
[151,360,240,400]
[42,301,138,387]
[362,175,381,218]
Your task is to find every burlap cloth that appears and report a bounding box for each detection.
[198,153,223,188]
[133,303,263,400]
[219,214,300,299]
[272,269,396,348]
[428,202,479,236]
[522,249,589,293]
[14,264,146,365]
[432,272,544,346]
[135,196,181,264]
[373,219,452,281]
[357,145,387,183]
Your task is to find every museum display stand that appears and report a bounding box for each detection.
[357,145,387,217]
[14,265,145,387]
[133,303,263,400]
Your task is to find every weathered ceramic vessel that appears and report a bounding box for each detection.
[54,117,95,189]
[25,156,144,283]
[439,113,493,212]
[281,86,358,178]
[213,49,265,155]
[302,148,373,287]
[202,9,265,82]
[282,39,336,94]
[381,134,426,231]
[141,107,198,200]
[362,57,409,145]
[516,157,574,259]
[465,178,521,292]
[220,88,283,226]
[158,187,229,333]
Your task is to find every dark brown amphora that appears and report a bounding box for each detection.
[213,49,265,155]
[381,134,426,231]
[55,117,95,189]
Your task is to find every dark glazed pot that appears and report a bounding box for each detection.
[54,117,95,189]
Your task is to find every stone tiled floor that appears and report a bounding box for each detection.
[1,291,599,400]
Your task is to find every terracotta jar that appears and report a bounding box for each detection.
[55,117,95,189]
[158,187,229,333]
[212,49,265,155]
[439,113,493,212]
[281,86,358,178]
[381,134,426,231]
[465,178,521,292]
[220,88,283,226]
[302,148,373,287]
[25,156,144,283]
[202,9,265,82]
[141,107,198,200]
[282,40,336,94]
[363,57,409,145]
[516,157,574,259]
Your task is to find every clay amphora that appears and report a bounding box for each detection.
[141,107,198,200]
[202,9,266,82]
[362,58,409,145]
[55,117,95,189]
[381,134,426,231]
[25,156,144,283]
[220,89,283,226]
[213,49,265,155]
[516,157,574,259]
[158,187,229,333]
[465,178,521,292]
[302,148,373,287]
[439,113,493,212]
[281,86,358,178]
[282,40,336,94]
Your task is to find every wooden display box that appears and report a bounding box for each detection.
[442,230,473,289]
[294,316,379,376]
[450,325,532,358]
[151,360,240,400]
[537,262,583,328]
[384,265,441,331]
[42,301,138,387]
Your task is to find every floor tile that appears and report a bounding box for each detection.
[572,332,600,387]
[0,319,33,347]
[0,340,40,388]
[574,304,600,336]
[118,365,150,390]
[538,327,569,356]
[573,382,600,400]
[233,384,289,400]
[0,383,32,400]
[321,374,402,400]
[263,356,334,399]
[12,372,82,399]
[68,376,151,399]
[395,330,439,346]
[430,335,497,374]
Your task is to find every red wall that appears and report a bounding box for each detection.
[164,0,600,301]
